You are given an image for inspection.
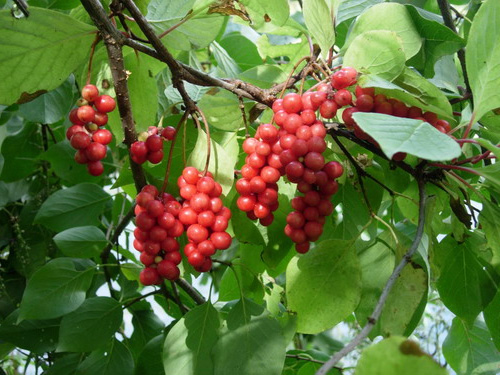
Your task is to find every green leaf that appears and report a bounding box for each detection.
[219,34,263,71]
[163,303,220,375]
[213,299,287,375]
[19,258,95,320]
[343,3,421,59]
[405,5,464,77]
[352,112,462,161]
[239,0,290,30]
[436,237,499,324]
[187,128,238,195]
[53,226,107,258]
[0,123,41,182]
[466,0,500,121]
[358,68,454,121]
[18,76,78,124]
[484,291,500,352]
[211,41,241,78]
[286,240,362,334]
[303,0,335,58]
[147,1,224,51]
[75,339,134,375]
[237,65,288,89]
[0,8,95,105]
[34,183,111,232]
[44,354,82,375]
[198,90,244,131]
[57,297,123,352]
[356,336,448,375]
[377,265,427,337]
[475,163,500,191]
[256,35,309,72]
[136,335,165,375]
[479,198,500,265]
[336,0,384,24]
[128,310,164,360]
[443,318,500,375]
[0,310,59,353]
[343,30,406,81]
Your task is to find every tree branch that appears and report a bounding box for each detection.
[316,177,427,375]
[176,278,206,305]
[436,0,472,98]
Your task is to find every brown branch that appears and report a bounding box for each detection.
[176,278,206,305]
[316,177,427,375]
[436,0,472,99]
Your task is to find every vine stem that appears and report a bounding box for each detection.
[161,111,190,194]
[194,106,211,176]
[279,56,312,99]
[428,163,480,175]
[86,33,101,84]
[316,178,427,375]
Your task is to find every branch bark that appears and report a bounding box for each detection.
[316,177,428,375]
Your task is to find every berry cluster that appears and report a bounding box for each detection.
[272,86,346,253]
[66,84,116,176]
[130,126,176,165]
[177,167,232,272]
[134,184,184,285]
[235,124,282,226]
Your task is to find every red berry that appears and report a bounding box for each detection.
[187,224,209,243]
[92,129,112,145]
[287,211,305,229]
[242,138,259,154]
[272,99,284,113]
[161,237,180,252]
[69,108,85,125]
[85,142,107,161]
[334,89,352,107]
[311,91,327,107]
[161,126,176,140]
[179,207,198,225]
[260,166,280,183]
[74,150,88,164]
[323,161,344,180]
[66,125,85,140]
[165,251,182,265]
[296,242,310,253]
[282,93,303,113]
[183,167,200,184]
[190,193,210,212]
[157,260,180,280]
[304,152,325,171]
[140,268,160,285]
[87,161,104,176]
[93,112,108,127]
[258,124,279,142]
[81,84,99,102]
[144,240,161,255]
[140,252,155,266]
[167,220,184,238]
[94,95,116,113]
[136,192,154,208]
[77,105,96,123]
[197,176,215,194]
[198,210,216,227]
[211,232,232,250]
[70,132,91,149]
[355,94,374,112]
[147,150,164,164]
[146,135,163,152]
[283,114,303,134]
[131,141,148,157]
[237,195,256,212]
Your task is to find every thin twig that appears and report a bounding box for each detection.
[316,177,427,375]
[239,96,250,138]
[176,278,206,305]
[169,281,188,314]
[123,289,162,309]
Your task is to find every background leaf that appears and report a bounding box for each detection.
[57,297,123,352]
[0,8,95,105]
[19,258,95,320]
[303,0,335,58]
[75,339,134,375]
[286,240,361,334]
[34,183,111,232]
[53,226,107,258]
[352,112,462,161]
[466,0,500,121]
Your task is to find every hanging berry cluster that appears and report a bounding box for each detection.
[66,84,115,176]
[134,184,184,285]
[177,167,232,271]
[134,168,232,285]
[235,124,281,226]
[130,125,176,165]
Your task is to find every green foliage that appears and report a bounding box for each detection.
[0,1,499,375]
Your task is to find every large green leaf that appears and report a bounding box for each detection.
[187,128,238,195]
[352,112,461,161]
[147,0,224,51]
[466,0,500,121]
[239,0,290,30]
[163,303,220,375]
[358,68,454,120]
[484,291,500,352]
[256,35,309,73]
[18,76,78,124]
[237,65,288,89]
[436,237,499,324]
[35,183,111,232]
[57,297,123,352]
[336,0,384,24]
[128,310,165,361]
[75,339,134,375]
[286,240,362,334]
[443,318,500,375]
[44,354,82,375]
[376,265,427,337]
[405,5,464,77]
[0,310,59,353]
[0,8,95,105]
[343,30,406,80]
[53,226,107,258]
[343,3,421,59]
[303,0,335,58]
[479,198,500,265]
[219,34,263,71]
[136,335,164,375]
[19,258,95,320]
[356,336,448,375]
[198,90,244,131]
[0,123,41,182]
[212,299,287,375]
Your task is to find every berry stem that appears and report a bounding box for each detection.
[279,56,311,99]
[428,163,480,175]
[194,106,211,176]
[161,110,189,194]
[462,112,476,140]
[86,33,101,85]
[238,96,250,138]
